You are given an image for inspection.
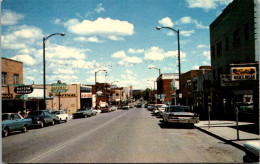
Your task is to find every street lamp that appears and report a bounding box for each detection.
[147,80,157,104]
[149,66,161,76]
[43,33,65,110]
[156,26,181,104]
[95,69,107,109]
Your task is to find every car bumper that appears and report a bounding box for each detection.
[31,121,43,126]
[168,117,199,124]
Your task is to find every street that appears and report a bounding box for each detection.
[2,107,245,163]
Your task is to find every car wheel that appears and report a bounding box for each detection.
[21,126,27,133]
[59,119,62,124]
[65,118,68,123]
[3,128,9,137]
[39,121,44,128]
[84,114,87,118]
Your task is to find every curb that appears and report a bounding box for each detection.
[195,126,246,151]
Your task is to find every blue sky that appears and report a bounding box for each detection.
[1,0,232,89]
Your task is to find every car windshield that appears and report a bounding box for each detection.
[77,109,85,112]
[2,114,9,121]
[169,106,191,112]
[28,111,44,116]
[53,111,61,114]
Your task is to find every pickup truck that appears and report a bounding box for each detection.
[2,113,32,137]
[51,110,69,123]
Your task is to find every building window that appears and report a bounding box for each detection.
[217,42,222,56]
[233,29,241,46]
[225,37,229,51]
[2,72,7,85]
[211,46,215,59]
[244,22,249,42]
[13,74,19,85]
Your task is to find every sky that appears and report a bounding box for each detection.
[1,0,233,90]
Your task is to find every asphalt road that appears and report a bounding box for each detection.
[2,107,245,163]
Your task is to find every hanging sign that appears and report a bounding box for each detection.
[231,67,256,81]
[14,86,34,94]
[51,81,68,93]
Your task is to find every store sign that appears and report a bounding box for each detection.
[231,67,256,81]
[14,86,34,94]
[220,74,239,87]
[81,93,92,98]
[2,94,13,98]
[51,82,68,93]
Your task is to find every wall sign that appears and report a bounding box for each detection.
[14,86,34,94]
[231,67,256,81]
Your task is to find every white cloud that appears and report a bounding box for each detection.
[73,36,104,43]
[163,67,173,71]
[128,48,144,54]
[2,25,43,50]
[186,0,232,10]
[95,3,106,13]
[125,69,133,74]
[111,51,127,58]
[180,30,195,36]
[158,17,174,27]
[118,56,142,65]
[108,35,124,41]
[203,50,211,60]
[144,46,186,61]
[197,44,208,48]
[64,17,134,39]
[176,16,208,29]
[11,54,36,66]
[1,9,25,25]
[192,65,200,69]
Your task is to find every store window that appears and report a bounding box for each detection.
[13,74,19,85]
[2,72,7,85]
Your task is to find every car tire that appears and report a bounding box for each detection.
[59,119,62,124]
[65,118,68,123]
[3,128,9,137]
[84,114,87,118]
[21,126,27,133]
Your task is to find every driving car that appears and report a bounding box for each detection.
[137,103,142,108]
[2,113,32,137]
[162,105,199,126]
[100,106,111,113]
[27,110,58,128]
[72,108,92,118]
[51,110,69,123]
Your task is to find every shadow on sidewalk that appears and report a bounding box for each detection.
[230,123,259,135]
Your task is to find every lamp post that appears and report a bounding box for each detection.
[149,66,161,76]
[147,80,157,103]
[95,69,106,109]
[156,26,181,104]
[43,33,65,110]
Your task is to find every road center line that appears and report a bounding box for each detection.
[26,112,128,163]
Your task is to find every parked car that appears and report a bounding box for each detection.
[243,140,260,163]
[100,106,111,113]
[144,104,148,108]
[147,104,155,111]
[157,105,168,117]
[51,110,68,123]
[137,103,142,108]
[27,110,58,128]
[111,106,117,111]
[86,107,97,116]
[122,106,130,110]
[2,113,32,137]
[153,104,165,115]
[73,109,92,118]
[162,105,199,126]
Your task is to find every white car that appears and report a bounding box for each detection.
[157,105,168,117]
[52,110,69,123]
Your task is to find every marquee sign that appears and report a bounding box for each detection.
[231,67,256,81]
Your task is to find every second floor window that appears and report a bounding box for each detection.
[233,29,241,46]
[225,37,229,51]
[211,46,215,59]
[13,74,19,85]
[244,22,249,42]
[217,42,222,56]
[2,72,7,85]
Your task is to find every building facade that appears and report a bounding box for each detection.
[210,0,259,120]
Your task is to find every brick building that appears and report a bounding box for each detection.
[1,57,24,113]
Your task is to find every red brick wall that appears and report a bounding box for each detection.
[2,58,23,85]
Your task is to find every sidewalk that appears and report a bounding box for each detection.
[195,120,259,151]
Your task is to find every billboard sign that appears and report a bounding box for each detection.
[220,74,239,87]
[231,67,256,81]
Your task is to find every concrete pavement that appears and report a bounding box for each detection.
[195,120,259,151]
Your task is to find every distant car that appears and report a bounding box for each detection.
[101,107,111,113]
[147,104,155,111]
[137,103,142,108]
[111,106,117,111]
[51,110,68,123]
[86,107,97,116]
[122,106,130,110]
[162,105,199,126]
[73,109,92,118]
[2,113,32,137]
[144,104,148,108]
[243,140,260,163]
[27,110,57,128]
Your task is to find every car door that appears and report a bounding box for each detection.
[43,111,52,124]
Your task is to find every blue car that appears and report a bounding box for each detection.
[2,113,32,137]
